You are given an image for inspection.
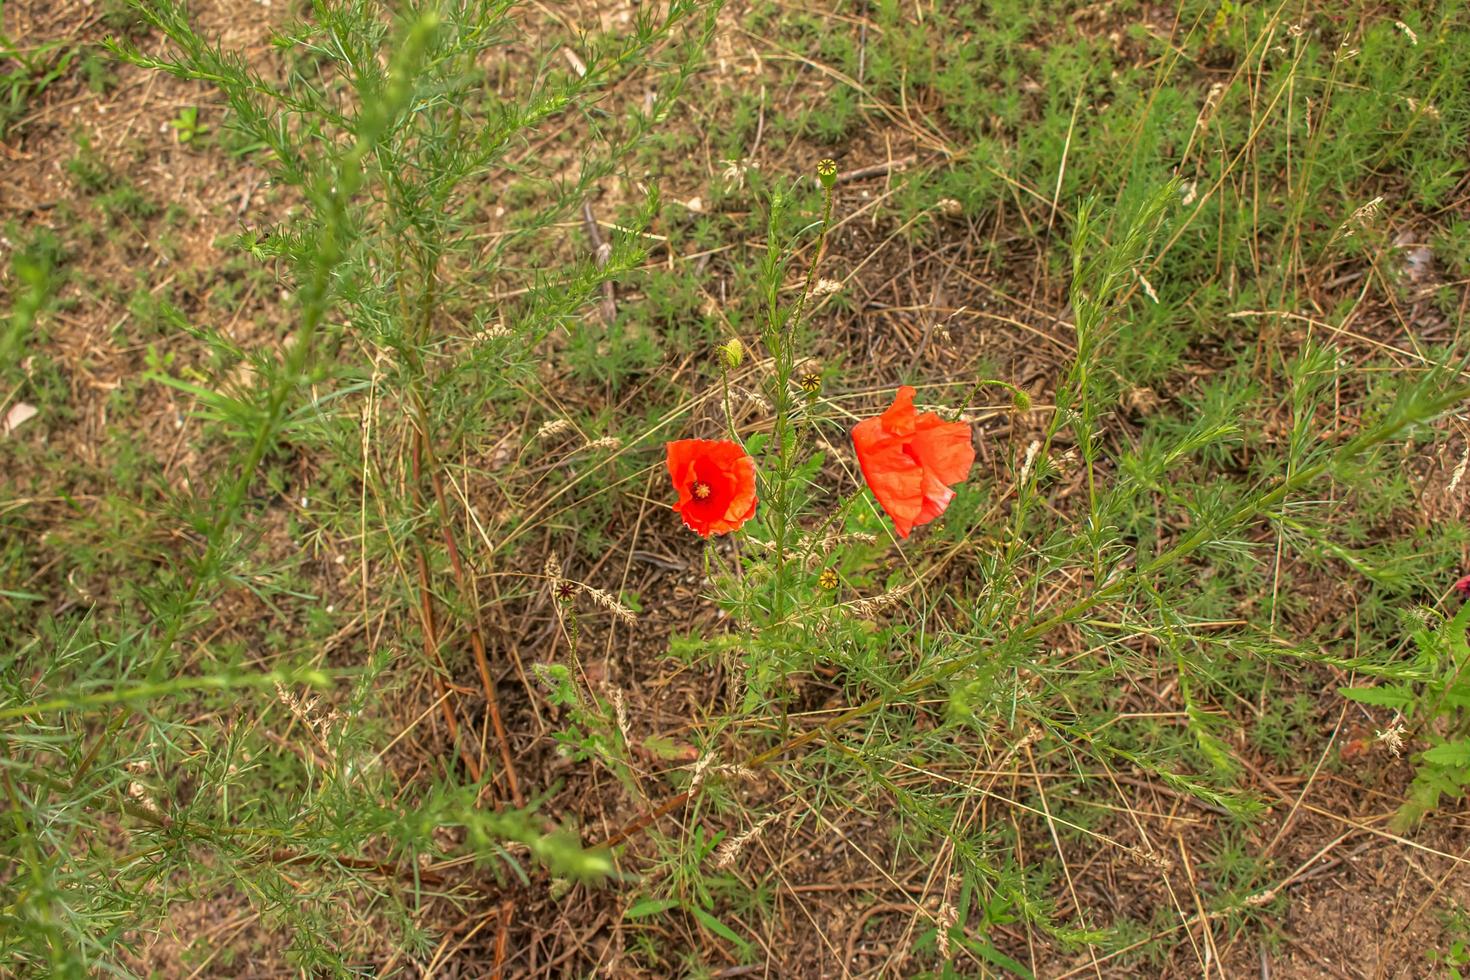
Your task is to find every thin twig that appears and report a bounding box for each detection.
[411,435,483,783]
[416,408,523,807]
[836,154,916,184]
[582,199,617,323]
[492,899,513,980]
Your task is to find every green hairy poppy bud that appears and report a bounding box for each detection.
[718,338,744,368]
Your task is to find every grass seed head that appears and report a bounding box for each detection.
[848,582,915,618]
[584,585,636,624]
[713,812,779,869]
[534,418,574,441]
[934,902,958,958]
[1375,721,1406,758]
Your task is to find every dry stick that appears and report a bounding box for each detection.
[424,907,501,978]
[420,425,524,808]
[835,154,916,184]
[581,199,617,324]
[601,789,693,848]
[267,848,444,888]
[491,899,512,980]
[598,386,1470,850]
[411,438,483,783]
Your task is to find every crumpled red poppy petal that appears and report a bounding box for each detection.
[911,416,976,486]
[878,385,920,436]
[853,418,924,537]
[852,386,974,538]
[915,472,955,525]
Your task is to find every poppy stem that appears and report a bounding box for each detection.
[955,377,1028,419]
[765,181,838,629]
[787,182,836,339]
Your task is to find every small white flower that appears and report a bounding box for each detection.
[1375,721,1406,758]
[720,158,755,191]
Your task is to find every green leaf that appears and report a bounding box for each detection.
[1422,741,1470,767]
[623,897,680,919]
[1339,685,1414,710]
[972,941,1034,979]
[690,905,744,945]
[641,734,696,761]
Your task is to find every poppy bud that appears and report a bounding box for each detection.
[718,338,744,369]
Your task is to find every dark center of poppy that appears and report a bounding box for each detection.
[691,481,712,500]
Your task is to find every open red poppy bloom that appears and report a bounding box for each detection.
[852,385,974,538]
[665,438,758,537]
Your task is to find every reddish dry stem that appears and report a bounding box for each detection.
[424,445,524,808]
[492,899,513,979]
[601,789,692,849]
[412,438,484,783]
[267,848,445,887]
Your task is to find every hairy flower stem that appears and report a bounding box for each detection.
[765,181,835,629]
[754,181,836,748]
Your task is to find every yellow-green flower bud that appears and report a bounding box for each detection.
[718,338,744,369]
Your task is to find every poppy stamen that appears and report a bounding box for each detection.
[691,481,712,500]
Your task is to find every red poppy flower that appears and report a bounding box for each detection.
[851,385,975,538]
[1455,573,1470,598]
[665,438,758,537]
